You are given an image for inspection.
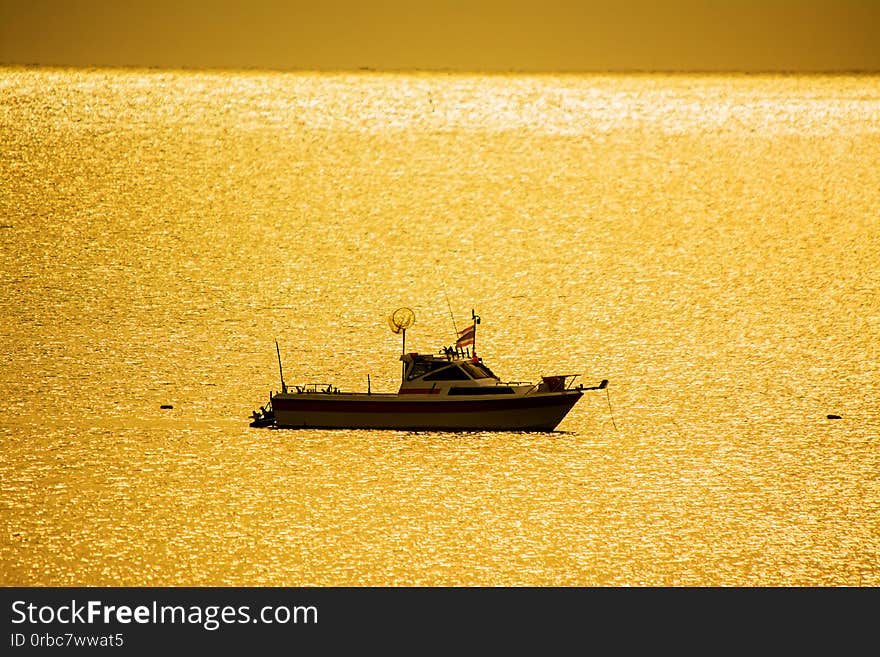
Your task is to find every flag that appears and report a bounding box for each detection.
[456,324,475,348]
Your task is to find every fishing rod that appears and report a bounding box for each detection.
[444,290,458,337]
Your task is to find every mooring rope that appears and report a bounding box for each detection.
[605,384,619,432]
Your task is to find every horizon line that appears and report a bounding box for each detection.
[4,62,880,76]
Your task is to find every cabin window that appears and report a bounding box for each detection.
[406,360,450,381]
[460,362,496,380]
[422,365,471,381]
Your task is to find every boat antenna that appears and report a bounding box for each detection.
[275,338,287,393]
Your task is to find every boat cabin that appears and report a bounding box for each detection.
[398,352,513,395]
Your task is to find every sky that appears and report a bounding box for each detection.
[1,0,878,73]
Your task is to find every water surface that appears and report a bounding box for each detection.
[1,69,878,585]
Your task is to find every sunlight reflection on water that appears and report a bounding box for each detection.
[1,69,878,585]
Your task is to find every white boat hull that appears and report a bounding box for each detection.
[271,389,583,431]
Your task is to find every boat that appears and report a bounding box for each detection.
[252,308,608,432]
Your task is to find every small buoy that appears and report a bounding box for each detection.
[160,404,173,409]
[827,414,841,420]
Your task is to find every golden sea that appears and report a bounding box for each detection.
[1,68,878,586]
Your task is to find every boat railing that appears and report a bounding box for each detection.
[293,383,339,394]
[438,346,474,360]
